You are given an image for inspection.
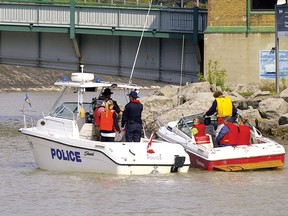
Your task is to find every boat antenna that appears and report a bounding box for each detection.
[128,0,152,85]
[178,34,185,106]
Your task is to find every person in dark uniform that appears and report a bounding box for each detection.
[121,91,143,142]
[101,88,122,116]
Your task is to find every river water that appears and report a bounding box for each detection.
[1,92,288,216]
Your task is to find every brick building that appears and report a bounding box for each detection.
[204,0,286,85]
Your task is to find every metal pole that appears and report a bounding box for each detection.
[275,5,280,95]
[275,38,280,95]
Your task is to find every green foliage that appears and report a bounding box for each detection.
[239,91,254,98]
[205,59,227,90]
[281,73,287,90]
[197,73,205,82]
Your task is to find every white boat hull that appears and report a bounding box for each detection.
[23,128,190,175]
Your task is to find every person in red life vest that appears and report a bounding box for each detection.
[205,91,237,125]
[191,116,206,137]
[99,100,120,142]
[93,98,105,141]
[237,118,251,145]
[121,91,143,142]
[216,117,239,147]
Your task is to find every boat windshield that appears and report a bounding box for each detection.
[176,115,195,138]
[49,102,93,120]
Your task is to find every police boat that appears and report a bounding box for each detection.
[20,72,190,175]
[156,113,285,171]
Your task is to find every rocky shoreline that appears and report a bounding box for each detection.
[140,82,288,142]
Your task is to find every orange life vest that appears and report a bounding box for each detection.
[99,110,115,131]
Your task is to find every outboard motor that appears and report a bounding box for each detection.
[171,155,186,173]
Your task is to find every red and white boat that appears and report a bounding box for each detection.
[157,114,285,171]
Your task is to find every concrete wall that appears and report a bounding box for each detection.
[204,33,278,84]
[0,31,201,84]
[204,0,281,85]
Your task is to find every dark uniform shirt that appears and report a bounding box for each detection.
[121,100,143,128]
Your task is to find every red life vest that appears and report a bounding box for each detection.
[220,122,239,145]
[193,124,206,137]
[99,110,115,131]
[93,106,104,127]
[237,125,251,145]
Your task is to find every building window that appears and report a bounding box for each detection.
[251,0,277,11]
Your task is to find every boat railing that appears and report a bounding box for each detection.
[22,113,35,129]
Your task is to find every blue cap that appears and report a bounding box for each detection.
[128,91,139,98]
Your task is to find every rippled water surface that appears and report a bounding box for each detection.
[1,92,288,216]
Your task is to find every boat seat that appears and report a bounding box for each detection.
[195,135,213,149]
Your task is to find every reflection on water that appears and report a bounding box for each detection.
[1,93,288,215]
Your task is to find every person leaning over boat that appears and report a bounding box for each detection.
[237,118,251,145]
[216,117,239,147]
[204,91,237,124]
[101,88,122,117]
[99,100,121,142]
[191,116,206,137]
[121,91,143,142]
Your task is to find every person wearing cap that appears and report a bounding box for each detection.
[121,91,143,142]
[101,88,122,116]
[205,90,237,124]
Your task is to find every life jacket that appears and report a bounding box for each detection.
[237,124,251,145]
[99,110,115,131]
[220,122,239,145]
[192,124,206,137]
[215,96,233,117]
[93,106,105,126]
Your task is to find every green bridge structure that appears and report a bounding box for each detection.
[0,0,207,83]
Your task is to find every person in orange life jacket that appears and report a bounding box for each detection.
[237,118,251,145]
[121,91,143,142]
[216,117,239,147]
[93,98,106,141]
[191,116,206,137]
[101,88,122,117]
[205,91,237,124]
[99,100,120,142]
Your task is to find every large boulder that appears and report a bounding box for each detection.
[278,113,288,125]
[237,108,262,127]
[271,124,288,140]
[258,98,288,119]
[280,87,288,103]
[152,85,179,97]
[179,82,211,94]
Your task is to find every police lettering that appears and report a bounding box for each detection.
[51,148,82,162]
[147,154,162,160]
